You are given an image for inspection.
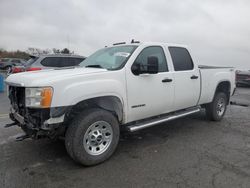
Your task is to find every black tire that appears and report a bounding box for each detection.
[65,108,120,166]
[205,92,228,121]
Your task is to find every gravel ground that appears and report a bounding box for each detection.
[0,81,250,188]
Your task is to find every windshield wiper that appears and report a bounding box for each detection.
[85,65,104,69]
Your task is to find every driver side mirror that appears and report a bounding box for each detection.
[131,63,141,76]
[131,56,159,75]
[146,56,159,74]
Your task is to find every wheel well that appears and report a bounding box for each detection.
[215,81,231,104]
[65,96,124,124]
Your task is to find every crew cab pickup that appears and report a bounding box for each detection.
[5,42,236,166]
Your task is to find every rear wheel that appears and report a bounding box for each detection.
[205,92,228,121]
[65,108,120,166]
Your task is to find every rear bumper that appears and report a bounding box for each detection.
[236,80,250,86]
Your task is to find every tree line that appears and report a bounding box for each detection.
[0,48,73,60]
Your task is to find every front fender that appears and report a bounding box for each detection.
[51,78,126,109]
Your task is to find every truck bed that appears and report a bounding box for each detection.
[198,65,235,105]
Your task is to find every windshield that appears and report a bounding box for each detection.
[79,45,137,70]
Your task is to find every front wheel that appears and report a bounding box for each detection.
[65,108,120,166]
[205,92,228,121]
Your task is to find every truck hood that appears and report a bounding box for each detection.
[5,67,107,87]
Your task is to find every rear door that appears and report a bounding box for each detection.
[169,47,200,110]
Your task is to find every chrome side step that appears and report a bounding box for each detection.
[127,107,201,132]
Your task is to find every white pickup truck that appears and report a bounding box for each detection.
[5,42,236,166]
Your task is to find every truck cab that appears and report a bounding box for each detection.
[126,44,201,122]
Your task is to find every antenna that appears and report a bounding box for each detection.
[67,34,70,50]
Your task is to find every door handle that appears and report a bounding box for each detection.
[190,75,199,79]
[162,78,173,83]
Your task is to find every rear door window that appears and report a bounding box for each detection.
[169,47,194,71]
[41,57,61,67]
[72,58,85,66]
[61,58,71,67]
[41,57,85,67]
[61,57,85,67]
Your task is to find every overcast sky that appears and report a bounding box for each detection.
[0,0,250,69]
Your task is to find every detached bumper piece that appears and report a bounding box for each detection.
[5,115,30,141]
[15,134,30,141]
[8,108,68,140]
[4,122,18,128]
[5,122,30,141]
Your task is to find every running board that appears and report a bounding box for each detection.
[127,107,201,132]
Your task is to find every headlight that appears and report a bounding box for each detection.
[25,87,53,108]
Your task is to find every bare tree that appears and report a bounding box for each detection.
[61,48,70,54]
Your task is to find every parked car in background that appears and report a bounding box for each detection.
[236,70,250,87]
[0,58,27,71]
[10,54,85,74]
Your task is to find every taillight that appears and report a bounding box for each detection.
[12,67,25,73]
[26,67,42,71]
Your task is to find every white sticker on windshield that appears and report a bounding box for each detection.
[114,52,130,57]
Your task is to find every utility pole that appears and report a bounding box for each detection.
[67,34,70,50]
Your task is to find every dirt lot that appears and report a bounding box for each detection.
[0,82,250,188]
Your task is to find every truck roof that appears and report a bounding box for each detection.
[29,54,85,59]
[110,41,188,48]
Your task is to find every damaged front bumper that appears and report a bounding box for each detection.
[9,106,71,139]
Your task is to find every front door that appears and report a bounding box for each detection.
[126,46,175,122]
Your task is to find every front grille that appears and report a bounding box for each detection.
[8,86,51,129]
[9,86,25,116]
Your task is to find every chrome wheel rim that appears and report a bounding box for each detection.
[83,121,113,156]
[217,98,225,116]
